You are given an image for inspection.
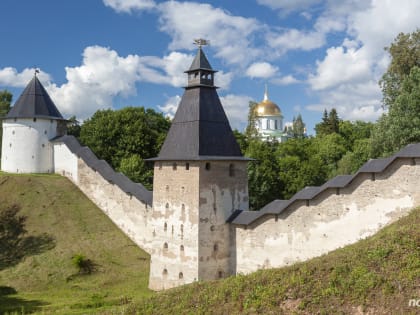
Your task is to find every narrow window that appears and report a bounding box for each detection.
[164,222,167,231]
[218,271,223,278]
[185,162,190,170]
[163,269,168,276]
[179,272,183,279]
[33,118,37,122]
[165,203,169,209]
[158,163,162,170]
[172,163,177,170]
[229,164,235,177]
[44,130,47,135]
[180,245,184,251]
[213,244,218,252]
[163,242,168,250]
[180,224,184,233]
[205,162,211,171]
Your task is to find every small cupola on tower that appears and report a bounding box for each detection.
[186,39,216,88]
[1,71,67,173]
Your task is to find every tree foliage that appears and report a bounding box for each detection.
[315,108,341,136]
[79,107,170,189]
[380,30,420,108]
[245,101,259,139]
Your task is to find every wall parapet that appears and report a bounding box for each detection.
[52,135,152,206]
[230,143,420,226]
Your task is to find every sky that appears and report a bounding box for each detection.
[0,0,419,134]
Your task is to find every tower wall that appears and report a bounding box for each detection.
[1,118,58,173]
[148,161,200,290]
[198,161,248,279]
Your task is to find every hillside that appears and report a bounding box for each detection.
[0,173,151,314]
[131,207,420,314]
[0,173,419,314]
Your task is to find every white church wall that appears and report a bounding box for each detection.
[1,119,57,173]
[235,158,420,274]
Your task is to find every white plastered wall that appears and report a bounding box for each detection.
[235,158,420,274]
[1,118,57,173]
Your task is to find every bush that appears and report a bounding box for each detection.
[72,253,96,274]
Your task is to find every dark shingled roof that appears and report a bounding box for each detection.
[188,47,214,72]
[231,143,420,226]
[150,47,248,161]
[6,76,64,120]
[52,135,152,206]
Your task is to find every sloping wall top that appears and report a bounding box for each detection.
[52,135,152,206]
[229,143,420,226]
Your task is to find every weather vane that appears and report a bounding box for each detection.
[193,38,210,48]
[34,68,40,77]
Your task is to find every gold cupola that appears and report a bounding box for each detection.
[254,85,282,117]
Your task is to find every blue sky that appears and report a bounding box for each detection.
[0,0,419,134]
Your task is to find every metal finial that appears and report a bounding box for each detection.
[264,84,269,101]
[194,38,210,48]
[34,68,40,77]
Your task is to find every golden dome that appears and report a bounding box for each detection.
[254,87,282,117]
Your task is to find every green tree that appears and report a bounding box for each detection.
[380,30,420,108]
[79,107,170,189]
[372,66,420,156]
[245,101,259,139]
[315,108,341,136]
[245,139,283,210]
[67,115,81,138]
[291,114,306,139]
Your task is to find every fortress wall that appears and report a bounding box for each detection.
[76,158,153,253]
[52,138,153,253]
[235,158,420,274]
[53,142,78,182]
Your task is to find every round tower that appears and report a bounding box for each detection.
[1,74,66,173]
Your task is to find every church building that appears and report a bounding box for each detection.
[253,86,289,142]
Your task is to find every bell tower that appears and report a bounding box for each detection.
[148,40,250,290]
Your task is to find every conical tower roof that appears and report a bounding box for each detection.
[6,75,64,120]
[151,46,247,161]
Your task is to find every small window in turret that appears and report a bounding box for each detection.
[163,242,168,250]
[173,163,177,170]
[179,272,183,279]
[33,118,37,122]
[205,163,211,170]
[180,245,184,251]
[164,222,167,231]
[185,163,190,170]
[163,269,168,276]
[44,130,47,135]
[213,244,218,252]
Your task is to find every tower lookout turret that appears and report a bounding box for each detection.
[148,41,250,290]
[1,74,66,173]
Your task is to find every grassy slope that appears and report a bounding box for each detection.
[0,173,419,314]
[131,207,420,315]
[0,173,152,314]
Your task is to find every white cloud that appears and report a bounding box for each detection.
[157,1,262,65]
[102,0,155,13]
[305,0,420,122]
[256,0,322,12]
[267,29,326,53]
[246,62,278,79]
[0,67,51,88]
[47,46,141,119]
[158,95,181,119]
[272,75,300,85]
[308,46,370,90]
[219,94,253,130]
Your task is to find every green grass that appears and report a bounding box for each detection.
[0,173,152,314]
[1,172,419,314]
[130,206,420,315]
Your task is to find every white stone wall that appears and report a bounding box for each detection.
[1,118,57,173]
[148,161,201,290]
[235,158,420,274]
[53,142,78,182]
